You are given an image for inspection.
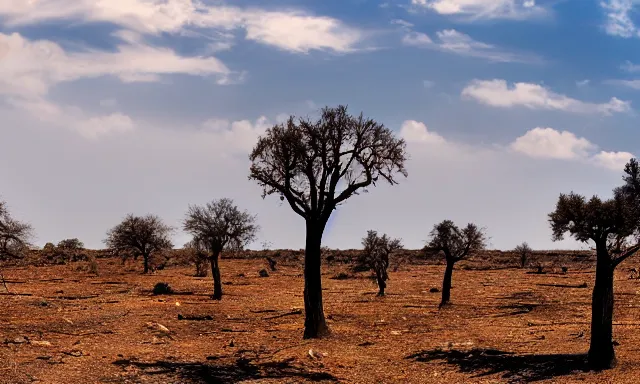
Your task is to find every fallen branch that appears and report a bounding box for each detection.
[48,330,115,337]
[49,295,100,300]
[0,273,9,293]
[264,309,302,320]
[0,292,33,296]
[250,309,278,314]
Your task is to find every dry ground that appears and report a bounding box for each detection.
[2,257,640,384]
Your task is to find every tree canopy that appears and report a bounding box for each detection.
[104,214,174,273]
[183,198,258,254]
[0,200,34,260]
[249,105,408,222]
[427,220,487,262]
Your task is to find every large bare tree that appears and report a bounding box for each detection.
[426,220,486,308]
[183,198,258,300]
[359,230,403,296]
[104,214,174,273]
[549,158,640,369]
[248,105,408,338]
[0,200,34,260]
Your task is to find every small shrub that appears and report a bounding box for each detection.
[152,282,173,295]
[57,238,84,250]
[88,257,99,276]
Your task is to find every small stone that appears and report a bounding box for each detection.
[30,340,52,347]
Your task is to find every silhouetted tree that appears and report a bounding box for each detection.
[426,220,486,308]
[0,200,33,260]
[514,242,532,268]
[249,105,407,338]
[183,198,258,300]
[104,214,174,274]
[359,230,402,296]
[549,158,640,370]
[184,238,209,277]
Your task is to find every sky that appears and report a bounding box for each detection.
[2,0,640,251]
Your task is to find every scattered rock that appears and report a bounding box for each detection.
[30,340,52,347]
[8,336,28,344]
[152,282,173,295]
[259,269,269,278]
[308,349,327,359]
[390,331,402,336]
[429,287,440,293]
[358,341,374,347]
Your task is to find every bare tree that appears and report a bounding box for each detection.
[184,238,209,277]
[249,105,407,339]
[104,214,174,274]
[514,242,532,268]
[183,198,258,300]
[426,220,486,308]
[549,158,640,369]
[0,200,34,260]
[359,230,402,296]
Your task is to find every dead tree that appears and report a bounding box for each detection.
[0,200,34,260]
[249,105,407,339]
[359,230,402,296]
[183,198,258,300]
[426,220,486,308]
[549,158,640,370]
[104,214,174,274]
[514,242,532,268]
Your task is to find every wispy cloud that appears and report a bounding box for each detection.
[600,0,638,37]
[0,1,367,54]
[402,29,541,63]
[410,0,547,20]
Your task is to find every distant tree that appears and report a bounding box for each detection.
[104,214,174,274]
[0,200,34,260]
[57,238,84,250]
[426,220,486,308]
[549,158,640,369]
[184,238,209,277]
[183,198,258,300]
[514,242,532,268]
[249,105,407,338]
[359,230,403,296]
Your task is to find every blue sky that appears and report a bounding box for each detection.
[2,0,640,251]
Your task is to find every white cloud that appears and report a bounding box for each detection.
[576,79,590,87]
[99,98,118,108]
[0,32,231,99]
[423,80,435,88]
[7,97,136,140]
[399,120,447,144]
[402,29,539,63]
[202,116,271,153]
[621,60,640,72]
[461,79,631,115]
[606,79,640,89]
[410,0,546,20]
[0,1,365,54]
[510,127,634,171]
[593,151,635,171]
[509,127,595,160]
[600,0,638,37]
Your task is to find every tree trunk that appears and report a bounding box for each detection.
[143,253,149,274]
[440,259,455,307]
[303,220,329,339]
[588,245,616,369]
[376,269,386,296]
[210,252,223,300]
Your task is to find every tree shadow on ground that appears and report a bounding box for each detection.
[113,357,338,384]
[406,348,589,383]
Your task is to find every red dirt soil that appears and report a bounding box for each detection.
[2,255,640,383]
